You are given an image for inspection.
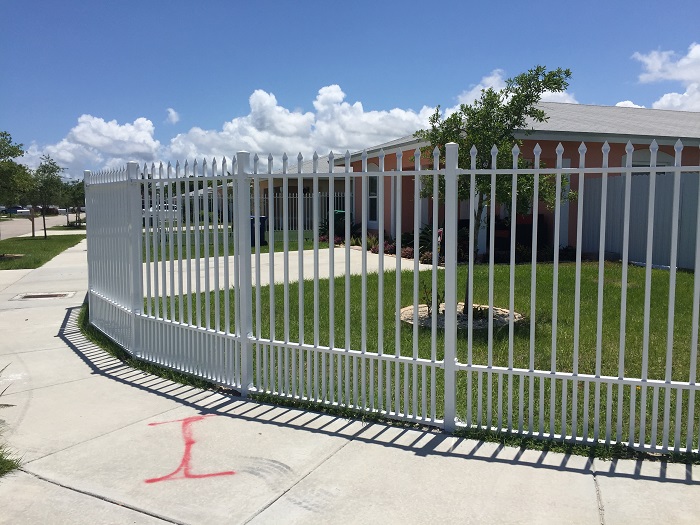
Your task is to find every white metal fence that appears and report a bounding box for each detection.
[262,191,353,232]
[85,140,700,455]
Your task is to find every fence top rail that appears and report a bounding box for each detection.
[83,139,700,185]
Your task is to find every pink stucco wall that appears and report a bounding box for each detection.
[350,138,700,247]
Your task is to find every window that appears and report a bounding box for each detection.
[368,175,378,224]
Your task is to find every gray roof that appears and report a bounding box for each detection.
[273,154,347,174]
[343,103,700,162]
[517,102,700,143]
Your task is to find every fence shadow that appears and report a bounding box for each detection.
[58,305,698,487]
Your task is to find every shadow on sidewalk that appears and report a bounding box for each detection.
[57,305,698,486]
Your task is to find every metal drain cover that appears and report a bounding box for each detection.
[12,292,76,300]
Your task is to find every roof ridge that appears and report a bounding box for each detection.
[539,101,699,115]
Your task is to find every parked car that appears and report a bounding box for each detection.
[142,204,179,226]
[35,206,60,216]
[6,205,29,215]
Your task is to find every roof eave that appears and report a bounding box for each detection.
[513,129,700,148]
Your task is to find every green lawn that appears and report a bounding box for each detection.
[0,235,85,270]
[149,260,700,450]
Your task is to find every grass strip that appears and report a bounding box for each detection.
[0,235,85,270]
[0,442,20,478]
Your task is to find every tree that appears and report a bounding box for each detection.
[0,160,32,207]
[0,131,24,161]
[414,65,573,313]
[0,131,34,241]
[0,131,31,207]
[62,179,85,225]
[29,155,64,239]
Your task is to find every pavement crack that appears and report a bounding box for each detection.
[591,463,606,525]
[18,468,185,524]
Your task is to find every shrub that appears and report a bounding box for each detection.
[419,251,445,265]
[401,246,414,259]
[421,280,445,316]
[319,210,361,239]
[367,234,379,251]
[418,223,445,255]
[560,245,576,261]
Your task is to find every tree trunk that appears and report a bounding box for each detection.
[42,210,47,239]
[462,193,486,315]
[30,214,35,238]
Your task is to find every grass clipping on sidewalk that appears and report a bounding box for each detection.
[0,365,21,478]
[0,235,85,270]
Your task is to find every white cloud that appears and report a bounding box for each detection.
[615,100,646,108]
[20,115,162,177]
[28,76,586,177]
[634,43,700,84]
[456,69,507,106]
[67,115,160,158]
[541,90,578,104]
[632,43,700,111]
[651,83,700,111]
[452,69,578,112]
[166,108,180,124]
[168,85,434,162]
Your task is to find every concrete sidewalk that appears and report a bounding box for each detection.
[144,246,437,297]
[0,239,698,524]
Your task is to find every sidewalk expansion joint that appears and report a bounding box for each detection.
[22,405,186,466]
[19,468,185,525]
[242,436,354,523]
[1,375,98,397]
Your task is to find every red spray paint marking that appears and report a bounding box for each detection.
[145,415,235,484]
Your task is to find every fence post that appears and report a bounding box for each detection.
[236,151,254,394]
[444,142,458,432]
[127,161,144,357]
[83,170,93,320]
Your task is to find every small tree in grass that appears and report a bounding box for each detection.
[61,179,85,226]
[0,131,33,241]
[415,65,574,314]
[29,155,64,239]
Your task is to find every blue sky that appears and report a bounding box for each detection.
[2,0,700,177]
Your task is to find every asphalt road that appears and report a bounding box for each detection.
[0,214,82,240]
